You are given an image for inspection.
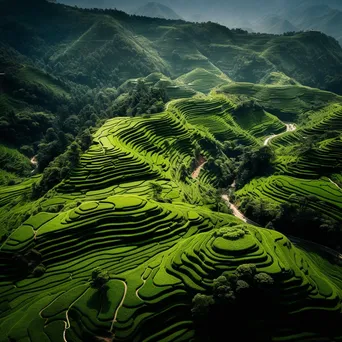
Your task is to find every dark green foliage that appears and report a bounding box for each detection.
[34,141,82,196]
[191,294,214,318]
[192,265,276,341]
[112,80,169,117]
[32,264,46,277]
[91,268,109,289]
[0,145,31,176]
[149,182,163,201]
[179,163,188,181]
[234,99,262,117]
[240,195,342,250]
[236,146,274,189]
[206,156,234,187]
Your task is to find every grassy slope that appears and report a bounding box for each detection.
[17,66,70,99]
[216,83,342,243]
[0,91,341,342]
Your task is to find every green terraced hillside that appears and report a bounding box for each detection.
[1,196,341,342]
[1,87,342,341]
[1,2,342,338]
[213,83,342,249]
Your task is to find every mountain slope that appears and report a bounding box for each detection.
[255,15,298,35]
[131,2,182,20]
[286,5,342,46]
[2,0,342,92]
[0,90,341,342]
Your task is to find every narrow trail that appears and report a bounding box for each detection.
[135,272,147,301]
[184,125,341,261]
[222,194,259,226]
[30,156,38,166]
[328,178,342,191]
[192,160,207,179]
[30,155,38,174]
[222,194,247,222]
[264,123,296,146]
[63,288,90,342]
[110,280,128,332]
[222,192,342,260]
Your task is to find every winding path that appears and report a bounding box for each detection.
[328,178,342,191]
[184,123,341,261]
[222,193,342,260]
[222,195,247,222]
[221,194,259,226]
[264,123,296,146]
[191,159,207,179]
[63,288,90,342]
[30,155,38,174]
[110,280,128,332]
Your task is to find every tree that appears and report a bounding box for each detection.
[149,182,163,201]
[68,142,81,168]
[191,293,214,318]
[32,264,46,277]
[192,265,276,341]
[91,268,109,289]
[179,163,188,181]
[236,146,274,189]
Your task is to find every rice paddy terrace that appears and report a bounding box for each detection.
[1,90,342,342]
[217,83,342,231]
[1,196,342,342]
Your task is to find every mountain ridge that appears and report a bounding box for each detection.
[131,1,182,20]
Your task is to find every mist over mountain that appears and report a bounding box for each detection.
[57,0,342,45]
[131,2,182,20]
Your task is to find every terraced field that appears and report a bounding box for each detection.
[236,176,342,222]
[172,95,285,145]
[175,68,231,94]
[1,195,341,342]
[0,89,342,342]
[56,105,223,206]
[217,83,342,121]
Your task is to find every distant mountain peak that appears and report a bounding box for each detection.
[132,2,183,20]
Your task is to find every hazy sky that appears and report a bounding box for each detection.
[58,0,342,31]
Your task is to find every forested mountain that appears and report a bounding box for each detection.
[57,0,342,46]
[1,1,342,341]
[1,0,342,184]
[0,0,341,165]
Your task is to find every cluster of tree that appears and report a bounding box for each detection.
[91,267,110,290]
[202,188,232,214]
[235,146,274,189]
[32,140,84,197]
[206,156,234,188]
[192,264,276,341]
[32,79,171,195]
[0,145,32,178]
[239,194,341,251]
[112,80,169,117]
[234,99,263,116]
[148,181,172,203]
[12,248,46,278]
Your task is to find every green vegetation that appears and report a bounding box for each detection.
[1,88,342,341]
[1,1,342,341]
[1,197,341,341]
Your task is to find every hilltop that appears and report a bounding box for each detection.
[131,2,182,20]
